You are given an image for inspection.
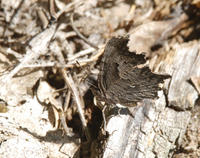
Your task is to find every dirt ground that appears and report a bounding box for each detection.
[0,0,200,158]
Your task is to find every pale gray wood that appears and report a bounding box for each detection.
[95,41,200,158]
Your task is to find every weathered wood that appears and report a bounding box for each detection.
[94,41,200,158]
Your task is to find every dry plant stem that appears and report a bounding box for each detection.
[37,8,49,29]
[64,90,71,112]
[22,46,104,69]
[2,49,37,81]
[65,31,77,38]
[67,47,95,61]
[61,69,91,141]
[0,46,23,59]
[3,0,25,37]
[56,0,84,18]
[102,105,107,131]
[1,24,56,82]
[67,46,104,65]
[50,89,71,134]
[70,13,98,49]
[60,111,70,134]
[49,0,57,19]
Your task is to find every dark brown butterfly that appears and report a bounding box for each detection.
[96,36,170,107]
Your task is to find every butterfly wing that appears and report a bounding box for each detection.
[106,65,170,105]
[98,37,170,106]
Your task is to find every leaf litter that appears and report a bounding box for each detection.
[0,0,200,157]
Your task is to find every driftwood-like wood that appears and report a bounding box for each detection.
[93,41,200,158]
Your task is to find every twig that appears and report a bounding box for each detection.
[22,46,104,69]
[68,47,95,61]
[59,111,71,134]
[55,0,84,18]
[37,8,49,29]
[64,90,71,112]
[0,45,23,59]
[49,0,57,19]
[3,0,25,37]
[61,69,91,141]
[70,13,98,49]
[67,46,104,65]
[1,24,57,82]
[64,31,77,38]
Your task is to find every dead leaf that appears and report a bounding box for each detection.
[128,14,188,55]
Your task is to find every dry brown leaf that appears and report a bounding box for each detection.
[128,14,188,55]
[0,70,43,106]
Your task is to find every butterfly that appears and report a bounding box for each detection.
[95,36,170,107]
